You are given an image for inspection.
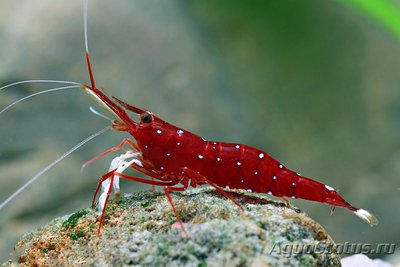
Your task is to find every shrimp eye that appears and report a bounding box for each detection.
[141,112,153,123]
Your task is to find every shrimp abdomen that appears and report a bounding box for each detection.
[203,142,356,211]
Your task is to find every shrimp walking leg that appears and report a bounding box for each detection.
[97,174,114,235]
[82,138,139,170]
[93,151,181,233]
[97,153,141,214]
[163,186,188,239]
[92,169,115,208]
[94,171,177,233]
[91,151,144,206]
[113,173,176,187]
[182,167,243,210]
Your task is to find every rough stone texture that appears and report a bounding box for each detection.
[3,187,341,267]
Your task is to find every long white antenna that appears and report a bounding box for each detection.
[0,126,110,210]
[0,80,81,92]
[0,85,81,115]
[84,0,89,53]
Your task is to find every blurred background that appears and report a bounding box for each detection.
[0,0,399,263]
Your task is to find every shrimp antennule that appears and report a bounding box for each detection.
[0,80,81,92]
[0,85,80,115]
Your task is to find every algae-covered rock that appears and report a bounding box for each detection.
[3,187,341,267]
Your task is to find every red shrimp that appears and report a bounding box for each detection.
[75,3,378,238]
[0,1,377,240]
[83,57,378,238]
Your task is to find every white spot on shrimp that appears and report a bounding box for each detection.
[198,155,204,159]
[241,179,244,183]
[247,189,252,192]
[236,161,241,166]
[292,182,296,186]
[213,142,217,145]
[225,186,230,189]
[212,146,216,149]
[273,175,277,180]
[160,166,164,170]
[166,153,171,157]
[157,130,162,134]
[217,157,221,161]
[144,145,148,149]
[291,196,296,199]
[268,191,272,195]
[279,164,283,169]
[235,145,240,149]
[254,171,258,175]
[325,185,335,191]
[177,142,181,146]
[177,129,184,136]
[259,153,264,159]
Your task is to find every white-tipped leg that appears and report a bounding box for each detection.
[107,150,139,197]
[113,176,121,198]
[98,178,111,215]
[98,151,143,214]
[108,151,137,171]
[353,209,379,226]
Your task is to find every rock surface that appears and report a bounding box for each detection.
[2,187,341,267]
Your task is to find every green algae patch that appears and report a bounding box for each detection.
[62,209,89,229]
[69,229,85,241]
[60,209,90,242]
[3,187,341,267]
